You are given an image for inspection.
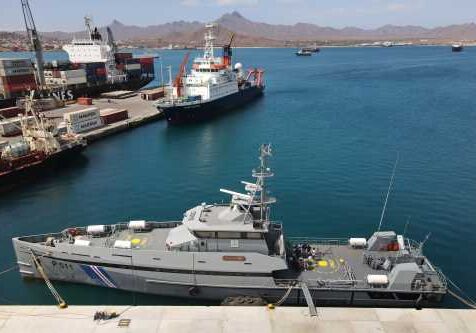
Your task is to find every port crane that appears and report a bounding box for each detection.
[21,0,45,88]
[223,33,235,67]
[173,53,190,97]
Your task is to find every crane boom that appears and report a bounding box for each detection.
[21,0,45,88]
[173,52,190,97]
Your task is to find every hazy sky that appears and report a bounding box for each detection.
[2,0,475,31]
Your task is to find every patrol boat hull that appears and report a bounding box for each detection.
[12,230,446,308]
[160,85,264,125]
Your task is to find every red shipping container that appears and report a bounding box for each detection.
[0,106,22,118]
[96,67,106,76]
[77,97,93,106]
[100,109,128,125]
[139,57,154,65]
[3,74,36,85]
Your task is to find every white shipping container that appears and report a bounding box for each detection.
[64,107,100,124]
[67,117,102,134]
[60,69,86,79]
[65,76,87,85]
[0,66,34,77]
[125,63,141,71]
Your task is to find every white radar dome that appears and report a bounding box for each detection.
[234,63,243,70]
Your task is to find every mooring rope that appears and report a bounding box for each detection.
[274,284,294,306]
[30,250,67,309]
[446,277,476,309]
[0,265,17,277]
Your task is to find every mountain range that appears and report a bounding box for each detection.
[8,11,476,47]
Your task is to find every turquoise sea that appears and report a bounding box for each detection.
[0,47,475,307]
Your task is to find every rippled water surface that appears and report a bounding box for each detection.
[1,47,475,306]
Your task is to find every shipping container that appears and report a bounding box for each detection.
[0,58,32,69]
[95,67,107,76]
[0,106,22,119]
[0,66,34,77]
[60,69,87,79]
[114,53,133,62]
[64,107,100,124]
[139,57,154,65]
[0,116,34,137]
[67,117,102,134]
[2,74,36,85]
[100,108,128,125]
[77,97,93,106]
[125,63,141,71]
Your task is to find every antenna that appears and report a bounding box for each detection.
[377,153,399,232]
[419,232,431,252]
[403,215,411,238]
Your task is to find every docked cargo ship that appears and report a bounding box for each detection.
[0,94,86,190]
[0,16,155,105]
[156,24,265,125]
[13,144,448,307]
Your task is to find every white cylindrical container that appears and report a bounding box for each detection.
[349,238,367,248]
[367,274,389,285]
[74,239,91,246]
[86,225,106,234]
[128,220,146,230]
[114,240,132,249]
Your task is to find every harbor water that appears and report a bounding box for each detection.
[0,47,475,306]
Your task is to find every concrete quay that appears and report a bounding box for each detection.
[1,94,164,145]
[48,95,164,143]
[0,306,474,333]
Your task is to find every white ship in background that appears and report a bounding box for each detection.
[156,23,265,125]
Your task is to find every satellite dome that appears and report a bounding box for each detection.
[234,62,243,70]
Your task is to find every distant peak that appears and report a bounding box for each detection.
[230,11,243,18]
[110,19,124,26]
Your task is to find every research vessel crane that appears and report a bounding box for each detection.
[21,0,45,88]
[173,53,190,97]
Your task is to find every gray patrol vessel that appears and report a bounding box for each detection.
[12,144,447,307]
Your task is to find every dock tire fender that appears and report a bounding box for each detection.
[188,286,200,296]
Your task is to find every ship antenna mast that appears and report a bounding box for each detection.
[252,144,274,227]
[377,153,399,232]
[204,23,216,59]
[85,16,93,41]
[21,0,45,88]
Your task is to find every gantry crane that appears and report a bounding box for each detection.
[21,0,45,88]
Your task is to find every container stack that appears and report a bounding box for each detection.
[100,108,128,125]
[45,69,87,86]
[64,107,102,134]
[139,57,155,78]
[140,87,165,101]
[0,106,22,119]
[125,58,142,79]
[0,116,34,137]
[81,62,107,85]
[0,59,37,99]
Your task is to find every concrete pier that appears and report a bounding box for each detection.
[0,306,474,332]
[47,95,164,143]
[2,94,164,145]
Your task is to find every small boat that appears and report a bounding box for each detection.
[295,49,312,56]
[452,43,464,52]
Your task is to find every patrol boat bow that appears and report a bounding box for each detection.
[13,145,447,307]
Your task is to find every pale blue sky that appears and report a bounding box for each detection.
[2,0,475,31]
